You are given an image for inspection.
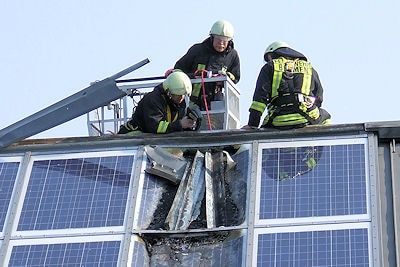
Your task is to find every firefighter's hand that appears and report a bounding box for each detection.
[226,72,235,81]
[181,117,195,129]
[164,68,174,77]
[218,70,235,81]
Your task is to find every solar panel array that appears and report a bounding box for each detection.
[0,136,376,266]
[0,152,135,266]
[255,139,371,266]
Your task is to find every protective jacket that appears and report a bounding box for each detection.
[119,84,186,134]
[248,48,330,129]
[174,37,240,108]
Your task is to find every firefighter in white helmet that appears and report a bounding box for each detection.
[118,71,199,134]
[167,20,240,110]
[243,41,331,130]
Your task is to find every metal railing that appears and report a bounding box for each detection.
[86,75,240,136]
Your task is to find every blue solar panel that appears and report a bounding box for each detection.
[9,241,120,266]
[18,155,134,230]
[259,143,367,220]
[0,161,19,231]
[257,228,369,266]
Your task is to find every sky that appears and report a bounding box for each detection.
[1,0,400,139]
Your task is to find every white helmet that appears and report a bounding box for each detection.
[163,71,192,96]
[264,41,290,58]
[210,20,234,39]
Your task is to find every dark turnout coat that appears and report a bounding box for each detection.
[122,85,186,134]
[174,37,240,84]
[248,47,330,128]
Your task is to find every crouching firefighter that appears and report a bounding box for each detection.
[118,71,201,134]
[244,41,331,130]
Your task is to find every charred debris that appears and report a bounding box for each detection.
[138,145,249,266]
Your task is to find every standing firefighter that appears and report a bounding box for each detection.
[244,41,331,129]
[118,71,199,134]
[170,20,240,110]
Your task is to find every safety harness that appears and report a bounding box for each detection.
[263,57,321,127]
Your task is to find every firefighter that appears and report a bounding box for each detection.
[169,20,240,110]
[243,41,331,130]
[118,71,197,134]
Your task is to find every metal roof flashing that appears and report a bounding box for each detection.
[364,120,400,140]
[0,123,367,154]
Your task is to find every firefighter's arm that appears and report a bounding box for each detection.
[247,65,272,127]
[228,50,240,83]
[174,45,198,75]
[312,69,324,107]
[142,99,176,134]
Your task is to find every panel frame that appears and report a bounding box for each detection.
[253,222,373,266]
[0,156,23,236]
[11,150,136,238]
[4,234,124,266]
[255,137,371,226]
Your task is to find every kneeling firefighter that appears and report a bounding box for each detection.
[245,41,331,130]
[118,71,202,134]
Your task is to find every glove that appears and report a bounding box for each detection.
[226,71,236,81]
[218,70,235,81]
[164,68,174,77]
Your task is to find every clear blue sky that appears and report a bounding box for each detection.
[1,1,399,138]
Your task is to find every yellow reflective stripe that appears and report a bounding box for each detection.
[270,113,308,126]
[296,60,312,94]
[272,58,313,96]
[250,101,267,113]
[272,58,286,98]
[192,64,206,97]
[192,84,201,97]
[166,105,178,122]
[157,121,169,133]
[271,71,283,98]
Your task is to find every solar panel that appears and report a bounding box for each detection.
[258,141,367,221]
[0,161,20,231]
[9,240,121,266]
[17,153,134,230]
[256,227,370,266]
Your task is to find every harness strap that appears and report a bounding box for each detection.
[265,93,319,126]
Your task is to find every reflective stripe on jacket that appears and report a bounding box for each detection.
[130,85,185,134]
[263,57,320,127]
